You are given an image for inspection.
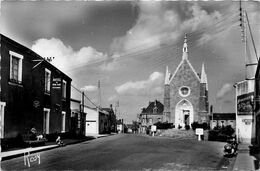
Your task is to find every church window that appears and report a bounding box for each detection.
[179,86,190,97]
[153,107,158,114]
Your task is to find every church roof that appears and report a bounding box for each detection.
[141,100,164,115]
[165,34,206,85]
[169,58,201,84]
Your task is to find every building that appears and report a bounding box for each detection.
[101,104,117,133]
[254,59,260,145]
[70,98,86,136]
[0,34,71,143]
[163,34,209,128]
[84,106,113,135]
[139,100,164,133]
[209,113,236,129]
[234,80,255,143]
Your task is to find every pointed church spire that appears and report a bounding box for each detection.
[165,66,170,85]
[182,33,188,60]
[200,62,208,90]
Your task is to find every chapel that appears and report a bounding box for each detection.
[163,34,209,127]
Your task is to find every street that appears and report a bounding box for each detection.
[1,134,236,170]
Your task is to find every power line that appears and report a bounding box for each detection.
[61,10,239,73]
[71,84,99,108]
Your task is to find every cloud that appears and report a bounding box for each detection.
[80,85,98,92]
[106,2,233,70]
[216,83,233,100]
[115,72,164,95]
[108,95,117,102]
[31,38,107,74]
[100,59,121,71]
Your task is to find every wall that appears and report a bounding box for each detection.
[235,80,255,143]
[85,107,99,135]
[1,35,71,139]
[170,60,200,125]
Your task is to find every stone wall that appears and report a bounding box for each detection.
[169,60,200,124]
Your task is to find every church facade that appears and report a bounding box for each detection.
[163,35,209,128]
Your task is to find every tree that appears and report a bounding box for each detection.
[132,121,139,133]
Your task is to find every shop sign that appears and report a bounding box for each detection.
[242,119,253,125]
[237,92,254,115]
[52,78,61,89]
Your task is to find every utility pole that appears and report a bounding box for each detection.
[98,80,101,109]
[81,91,84,136]
[239,1,258,80]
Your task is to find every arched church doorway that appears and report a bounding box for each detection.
[175,99,193,128]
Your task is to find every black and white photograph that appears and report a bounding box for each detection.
[0,0,260,170]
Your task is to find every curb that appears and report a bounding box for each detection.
[1,145,59,161]
[1,134,114,161]
[1,139,89,161]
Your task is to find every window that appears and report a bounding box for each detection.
[62,80,67,99]
[179,86,190,97]
[9,51,23,84]
[61,111,66,133]
[77,113,81,129]
[153,107,158,114]
[43,108,50,134]
[45,69,51,93]
[149,118,153,124]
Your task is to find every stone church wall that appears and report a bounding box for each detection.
[169,60,200,124]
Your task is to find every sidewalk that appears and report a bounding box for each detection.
[233,143,260,171]
[1,134,112,161]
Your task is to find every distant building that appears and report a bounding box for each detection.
[209,113,236,129]
[163,34,209,128]
[70,98,86,136]
[116,119,125,133]
[101,104,117,133]
[0,34,72,142]
[139,100,164,133]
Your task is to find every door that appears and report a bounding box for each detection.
[85,121,97,134]
[43,108,50,134]
[0,102,6,138]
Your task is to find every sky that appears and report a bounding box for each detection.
[1,1,260,124]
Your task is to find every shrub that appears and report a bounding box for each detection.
[191,122,208,130]
[185,125,190,130]
[191,122,199,130]
[154,122,174,129]
[208,125,235,141]
[178,125,182,129]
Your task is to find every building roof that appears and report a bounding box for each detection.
[210,113,236,120]
[101,108,113,113]
[141,100,164,115]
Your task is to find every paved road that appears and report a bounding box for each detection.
[1,134,236,170]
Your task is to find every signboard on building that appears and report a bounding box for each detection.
[52,78,61,89]
[237,92,254,115]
